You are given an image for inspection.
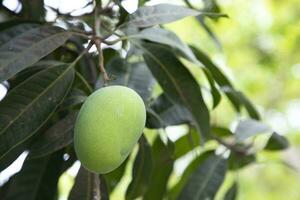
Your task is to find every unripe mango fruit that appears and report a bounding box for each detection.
[74,86,146,174]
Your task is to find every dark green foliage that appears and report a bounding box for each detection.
[0,1,285,200]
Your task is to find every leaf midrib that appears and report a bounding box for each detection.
[132,41,204,135]
[0,27,69,73]
[193,156,223,200]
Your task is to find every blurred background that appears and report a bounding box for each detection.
[1,0,300,199]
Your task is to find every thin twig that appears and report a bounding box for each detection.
[94,39,109,85]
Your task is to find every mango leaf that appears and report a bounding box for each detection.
[224,182,238,200]
[235,119,270,142]
[127,27,198,63]
[139,42,210,140]
[190,46,242,111]
[228,152,256,170]
[0,143,27,172]
[97,57,154,102]
[0,23,39,46]
[196,16,222,49]
[265,132,289,151]
[104,158,128,191]
[68,167,101,200]
[168,151,215,200]
[124,4,199,28]
[177,154,227,200]
[0,64,74,160]
[202,68,221,108]
[211,126,233,138]
[126,136,152,200]
[174,128,200,159]
[3,151,65,200]
[224,88,260,120]
[29,112,78,158]
[146,94,193,129]
[144,137,174,200]
[0,25,71,82]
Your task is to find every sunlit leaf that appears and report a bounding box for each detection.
[235,119,270,142]
[127,27,198,63]
[124,4,200,28]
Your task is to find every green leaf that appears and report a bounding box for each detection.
[224,182,238,200]
[97,57,154,102]
[127,27,198,63]
[265,132,289,151]
[177,154,227,200]
[0,143,27,172]
[190,46,241,112]
[0,25,71,82]
[126,136,152,200]
[104,158,128,191]
[224,89,260,119]
[211,126,233,138]
[234,119,270,142]
[202,68,221,108]
[29,112,78,158]
[144,137,174,200]
[168,151,214,200]
[174,128,200,159]
[68,167,101,200]
[3,151,65,200]
[0,23,39,46]
[139,42,210,140]
[0,64,74,160]
[146,94,193,129]
[124,4,200,28]
[228,151,256,170]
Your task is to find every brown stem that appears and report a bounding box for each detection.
[94,39,109,85]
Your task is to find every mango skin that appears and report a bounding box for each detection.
[74,86,146,174]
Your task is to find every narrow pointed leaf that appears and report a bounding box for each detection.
[128,27,198,63]
[168,151,214,200]
[235,119,270,142]
[0,64,74,160]
[224,182,238,200]
[265,132,289,151]
[126,136,152,200]
[125,4,200,28]
[144,137,174,200]
[202,68,221,108]
[0,23,39,46]
[178,154,227,200]
[0,25,71,82]
[139,42,210,139]
[68,167,101,200]
[29,112,78,158]
[3,151,65,200]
